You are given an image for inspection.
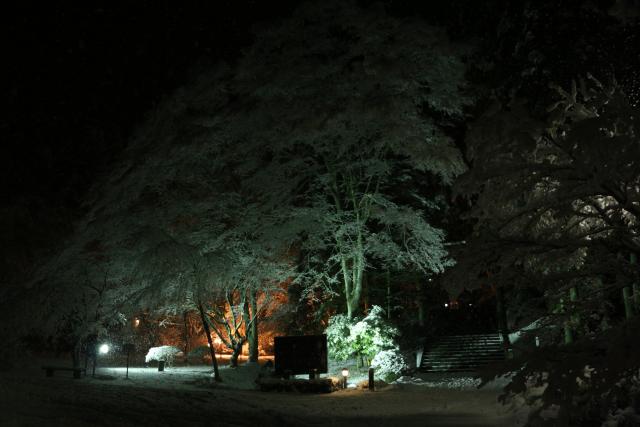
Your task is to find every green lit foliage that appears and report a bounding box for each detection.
[325,305,400,367]
[325,314,353,361]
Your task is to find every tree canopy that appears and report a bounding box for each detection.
[18,1,472,337]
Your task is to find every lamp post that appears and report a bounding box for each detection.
[341,368,349,389]
[93,343,110,377]
[99,344,110,355]
[123,343,135,379]
[368,367,375,391]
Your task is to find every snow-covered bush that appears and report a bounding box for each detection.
[326,305,400,365]
[350,306,399,365]
[371,349,408,382]
[326,314,353,361]
[145,345,183,366]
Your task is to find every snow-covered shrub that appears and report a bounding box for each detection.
[371,349,408,382]
[350,306,399,364]
[326,305,400,364]
[145,345,182,366]
[326,314,353,361]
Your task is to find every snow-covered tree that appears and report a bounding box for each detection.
[455,77,639,326]
[22,1,473,345]
[214,1,474,317]
[199,244,291,367]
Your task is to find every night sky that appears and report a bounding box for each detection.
[5,0,637,207]
[3,1,300,207]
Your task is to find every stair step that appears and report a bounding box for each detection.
[433,335,502,341]
[422,363,487,368]
[431,340,502,344]
[435,342,502,345]
[418,333,506,373]
[423,355,505,361]
[423,350,505,356]
[424,351,504,355]
[423,358,504,363]
[421,368,476,373]
[428,345,504,352]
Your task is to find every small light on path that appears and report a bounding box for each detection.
[99,344,110,354]
[341,368,349,389]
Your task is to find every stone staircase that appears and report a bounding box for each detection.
[419,333,505,373]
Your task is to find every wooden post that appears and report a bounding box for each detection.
[368,367,375,391]
[123,344,135,379]
[563,323,574,344]
[558,296,573,344]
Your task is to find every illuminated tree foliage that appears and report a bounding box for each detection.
[20,1,474,350]
[221,2,473,317]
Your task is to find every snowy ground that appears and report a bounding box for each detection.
[0,359,522,427]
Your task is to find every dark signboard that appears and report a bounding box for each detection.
[274,334,327,375]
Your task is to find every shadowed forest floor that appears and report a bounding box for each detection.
[0,362,522,427]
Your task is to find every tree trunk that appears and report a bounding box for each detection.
[182,311,190,363]
[623,287,634,319]
[247,290,259,363]
[230,340,244,368]
[363,270,369,314]
[417,281,425,328]
[72,340,81,369]
[386,270,391,320]
[342,254,364,318]
[342,258,355,318]
[569,286,580,335]
[631,254,639,312]
[197,301,221,381]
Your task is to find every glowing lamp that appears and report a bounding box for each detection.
[444,303,449,308]
[134,319,140,327]
[341,367,349,389]
[98,344,110,354]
